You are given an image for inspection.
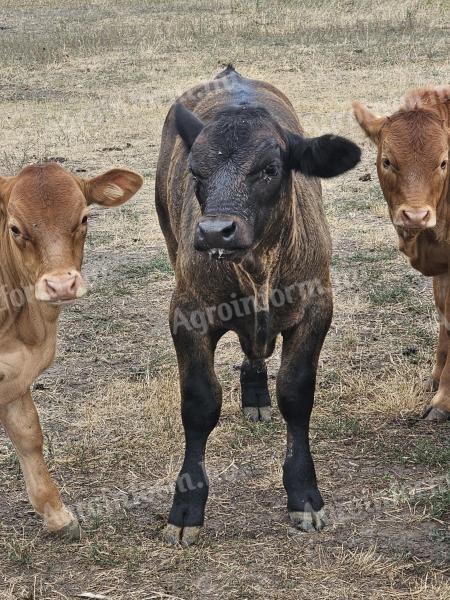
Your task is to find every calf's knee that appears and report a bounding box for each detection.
[181,373,222,432]
[277,369,316,422]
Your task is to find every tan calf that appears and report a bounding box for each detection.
[353,86,450,421]
[0,163,143,537]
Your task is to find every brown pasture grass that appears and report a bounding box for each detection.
[0,1,449,599]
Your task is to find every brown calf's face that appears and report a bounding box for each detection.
[175,103,361,261]
[353,102,449,231]
[0,163,143,304]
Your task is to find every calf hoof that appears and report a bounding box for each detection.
[243,406,272,422]
[423,377,439,392]
[422,405,450,422]
[289,507,327,532]
[241,359,271,422]
[163,523,202,547]
[54,518,81,541]
[259,406,272,422]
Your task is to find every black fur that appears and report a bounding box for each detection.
[174,103,204,149]
[240,358,271,409]
[286,132,361,178]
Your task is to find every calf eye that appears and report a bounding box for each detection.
[81,215,88,224]
[441,160,448,170]
[189,167,201,182]
[263,165,279,177]
[10,225,21,236]
[382,158,391,169]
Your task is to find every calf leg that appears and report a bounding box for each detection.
[425,323,448,392]
[425,275,449,392]
[163,313,222,546]
[426,354,450,421]
[240,358,271,422]
[277,299,332,531]
[0,390,80,538]
[425,274,450,421]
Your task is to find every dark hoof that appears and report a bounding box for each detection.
[243,406,272,422]
[289,508,327,532]
[423,377,439,393]
[54,518,81,541]
[163,523,202,547]
[422,406,450,422]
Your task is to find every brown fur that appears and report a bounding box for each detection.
[0,163,143,536]
[353,86,450,417]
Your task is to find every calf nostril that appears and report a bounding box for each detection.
[222,222,236,240]
[46,280,57,293]
[403,210,430,223]
[45,276,77,298]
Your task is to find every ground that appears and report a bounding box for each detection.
[0,1,449,599]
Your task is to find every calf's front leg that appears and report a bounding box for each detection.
[163,313,223,547]
[277,298,332,531]
[425,275,450,421]
[425,275,449,392]
[425,321,448,393]
[424,274,450,421]
[426,353,450,421]
[0,390,80,538]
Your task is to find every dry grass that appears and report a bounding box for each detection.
[0,1,449,599]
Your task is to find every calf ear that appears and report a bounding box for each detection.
[352,101,387,144]
[83,169,143,207]
[174,103,204,149]
[286,132,361,178]
[0,176,14,211]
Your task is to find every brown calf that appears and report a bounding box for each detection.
[0,163,143,537]
[156,66,360,545]
[353,86,450,421]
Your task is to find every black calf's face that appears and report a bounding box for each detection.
[191,125,284,261]
[175,103,361,261]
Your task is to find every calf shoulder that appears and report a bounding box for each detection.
[0,304,58,404]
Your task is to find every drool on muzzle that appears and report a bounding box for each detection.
[194,215,254,251]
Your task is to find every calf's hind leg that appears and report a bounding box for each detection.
[0,390,80,539]
[240,358,271,422]
[277,299,332,531]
